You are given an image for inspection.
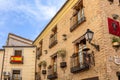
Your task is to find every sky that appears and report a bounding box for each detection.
[0,0,67,48]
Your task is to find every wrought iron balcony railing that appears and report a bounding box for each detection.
[70,16,86,32]
[49,34,57,48]
[70,53,90,73]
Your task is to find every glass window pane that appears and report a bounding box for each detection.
[15,50,22,56]
[77,11,81,21]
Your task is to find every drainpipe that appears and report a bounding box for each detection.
[1,49,5,80]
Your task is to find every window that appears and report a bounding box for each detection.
[49,26,58,48]
[12,70,21,80]
[53,56,57,73]
[37,40,43,59]
[47,55,58,79]
[70,38,90,73]
[70,0,86,32]
[14,50,22,56]
[78,44,88,68]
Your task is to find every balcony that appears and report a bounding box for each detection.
[49,34,57,48]
[70,16,86,32]
[70,53,89,73]
[47,66,57,79]
[36,48,42,59]
[10,56,23,64]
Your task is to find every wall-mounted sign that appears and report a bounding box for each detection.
[108,18,120,36]
[10,56,23,64]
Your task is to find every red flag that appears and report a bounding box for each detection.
[108,18,120,36]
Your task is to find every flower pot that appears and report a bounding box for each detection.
[42,70,46,74]
[60,62,67,68]
[112,42,120,47]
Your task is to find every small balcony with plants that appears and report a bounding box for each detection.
[57,49,67,68]
[38,60,47,76]
[112,37,120,47]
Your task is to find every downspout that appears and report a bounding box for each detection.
[1,49,5,80]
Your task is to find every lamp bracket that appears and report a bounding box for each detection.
[90,42,100,51]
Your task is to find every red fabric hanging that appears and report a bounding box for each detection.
[108,17,120,36]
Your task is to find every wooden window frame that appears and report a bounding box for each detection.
[49,26,58,48]
[70,0,86,32]
[14,50,22,56]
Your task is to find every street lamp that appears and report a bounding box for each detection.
[85,29,100,51]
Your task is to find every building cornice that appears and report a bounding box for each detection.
[3,46,36,48]
[0,49,5,51]
[9,33,33,42]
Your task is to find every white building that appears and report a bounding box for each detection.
[1,33,36,80]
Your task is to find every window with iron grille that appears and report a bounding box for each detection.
[14,50,22,56]
[37,40,43,59]
[70,0,86,32]
[49,26,57,48]
[12,70,21,80]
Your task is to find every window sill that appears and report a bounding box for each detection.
[70,16,86,32]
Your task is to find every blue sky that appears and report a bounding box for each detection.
[0,0,66,48]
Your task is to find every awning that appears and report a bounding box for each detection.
[50,52,57,58]
[72,33,86,44]
[72,0,83,10]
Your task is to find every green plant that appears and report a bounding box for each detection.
[38,61,42,67]
[112,37,120,43]
[38,61,47,68]
[57,49,66,61]
[42,60,47,68]
[48,65,52,69]
[118,37,120,42]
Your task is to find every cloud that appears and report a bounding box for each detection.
[0,0,67,21]
[0,0,67,48]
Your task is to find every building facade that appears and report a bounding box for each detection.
[33,0,120,80]
[2,33,36,80]
[0,49,4,80]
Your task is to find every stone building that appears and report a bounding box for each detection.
[33,0,120,80]
[1,33,36,80]
[0,49,4,80]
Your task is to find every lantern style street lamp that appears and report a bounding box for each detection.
[85,29,94,43]
[85,29,100,51]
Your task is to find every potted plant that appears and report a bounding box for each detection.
[57,49,67,68]
[42,70,46,74]
[48,65,52,69]
[38,61,42,67]
[41,60,47,75]
[42,60,47,68]
[112,37,120,47]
